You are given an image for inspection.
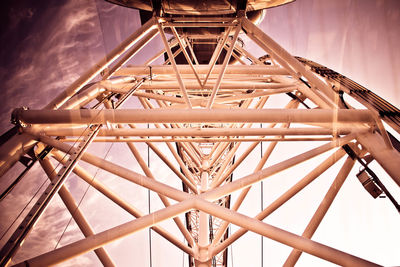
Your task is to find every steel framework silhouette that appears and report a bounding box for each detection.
[0,1,400,266]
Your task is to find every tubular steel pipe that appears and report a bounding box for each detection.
[0,133,36,178]
[283,156,355,266]
[125,142,196,247]
[210,142,241,187]
[179,142,202,168]
[51,151,194,256]
[195,198,380,267]
[207,23,242,109]
[170,27,202,87]
[40,158,116,267]
[204,27,233,87]
[212,148,347,255]
[202,134,356,202]
[33,132,354,205]
[156,18,192,108]
[164,22,238,27]
[61,84,105,110]
[37,135,189,203]
[102,28,159,79]
[106,82,295,91]
[211,114,295,245]
[41,127,356,138]
[242,17,336,107]
[357,132,400,188]
[184,37,199,65]
[13,200,195,267]
[164,17,236,22]
[34,134,354,258]
[144,39,179,66]
[146,141,198,193]
[45,18,156,110]
[32,134,356,266]
[57,137,336,143]
[114,64,289,76]
[16,109,374,125]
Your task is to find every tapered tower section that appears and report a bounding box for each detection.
[1,1,399,266]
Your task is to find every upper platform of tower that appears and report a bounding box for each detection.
[105,0,295,15]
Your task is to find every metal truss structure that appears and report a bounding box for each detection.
[1,1,400,267]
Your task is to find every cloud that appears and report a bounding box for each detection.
[1,1,105,133]
[8,6,36,30]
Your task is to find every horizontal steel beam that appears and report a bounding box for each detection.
[164,22,238,27]
[59,137,335,143]
[41,127,358,137]
[16,109,374,125]
[105,82,295,91]
[114,65,289,76]
[163,17,237,22]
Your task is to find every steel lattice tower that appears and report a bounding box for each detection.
[1,1,399,266]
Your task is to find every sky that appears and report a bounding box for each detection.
[0,0,400,266]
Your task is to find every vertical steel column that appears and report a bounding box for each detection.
[197,160,211,267]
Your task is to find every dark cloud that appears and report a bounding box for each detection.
[0,1,107,133]
[0,0,148,133]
